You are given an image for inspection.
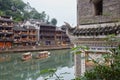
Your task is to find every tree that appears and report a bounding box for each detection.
[51,18,57,25]
[46,15,50,24]
[39,11,47,22]
[0,0,51,22]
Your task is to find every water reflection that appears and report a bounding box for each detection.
[0,49,74,80]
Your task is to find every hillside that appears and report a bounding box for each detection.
[0,0,49,22]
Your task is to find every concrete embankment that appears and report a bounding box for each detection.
[0,46,72,53]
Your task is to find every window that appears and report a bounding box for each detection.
[93,0,103,15]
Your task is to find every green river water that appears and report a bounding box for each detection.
[0,49,75,80]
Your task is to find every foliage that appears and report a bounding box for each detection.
[71,45,89,54]
[50,18,57,25]
[82,46,120,80]
[40,68,60,80]
[0,0,26,21]
[40,68,71,80]
[77,35,120,80]
[0,0,56,23]
[71,34,120,80]
[39,34,120,80]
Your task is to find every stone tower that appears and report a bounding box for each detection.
[77,0,120,26]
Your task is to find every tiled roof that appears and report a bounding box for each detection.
[73,25,120,36]
[25,26,36,30]
[13,26,27,31]
[0,16,13,22]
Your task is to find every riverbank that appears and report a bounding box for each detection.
[0,45,72,53]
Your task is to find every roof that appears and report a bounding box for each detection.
[22,52,31,55]
[13,26,27,31]
[0,16,13,22]
[73,24,120,36]
[13,24,36,31]
[25,26,36,30]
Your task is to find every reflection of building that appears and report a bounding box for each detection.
[13,25,37,46]
[0,16,14,49]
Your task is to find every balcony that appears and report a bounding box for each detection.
[29,32,37,35]
[6,38,13,41]
[14,33,20,36]
[28,38,37,42]
[0,37,13,41]
[1,30,13,34]
[19,38,28,42]
[14,39,22,43]
[40,33,55,36]
[14,41,21,43]
[21,34,28,37]
[21,32,28,35]
[0,30,3,33]
[7,30,13,32]
[0,23,13,27]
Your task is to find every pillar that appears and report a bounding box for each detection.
[74,51,85,77]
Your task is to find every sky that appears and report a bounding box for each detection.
[22,0,77,27]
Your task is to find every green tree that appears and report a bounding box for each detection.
[51,18,57,25]
[39,11,47,22]
[0,0,53,23]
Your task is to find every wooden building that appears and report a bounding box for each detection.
[13,25,37,46]
[38,24,56,46]
[23,20,71,46]
[55,28,70,46]
[0,16,14,49]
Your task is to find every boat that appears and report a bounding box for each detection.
[22,52,32,61]
[36,51,50,59]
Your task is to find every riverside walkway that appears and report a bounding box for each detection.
[0,45,72,53]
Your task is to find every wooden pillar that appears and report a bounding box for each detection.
[74,51,85,77]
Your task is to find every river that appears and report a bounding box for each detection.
[0,49,75,80]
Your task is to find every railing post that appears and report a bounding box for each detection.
[74,50,86,77]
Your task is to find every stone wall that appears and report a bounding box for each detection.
[77,0,120,25]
